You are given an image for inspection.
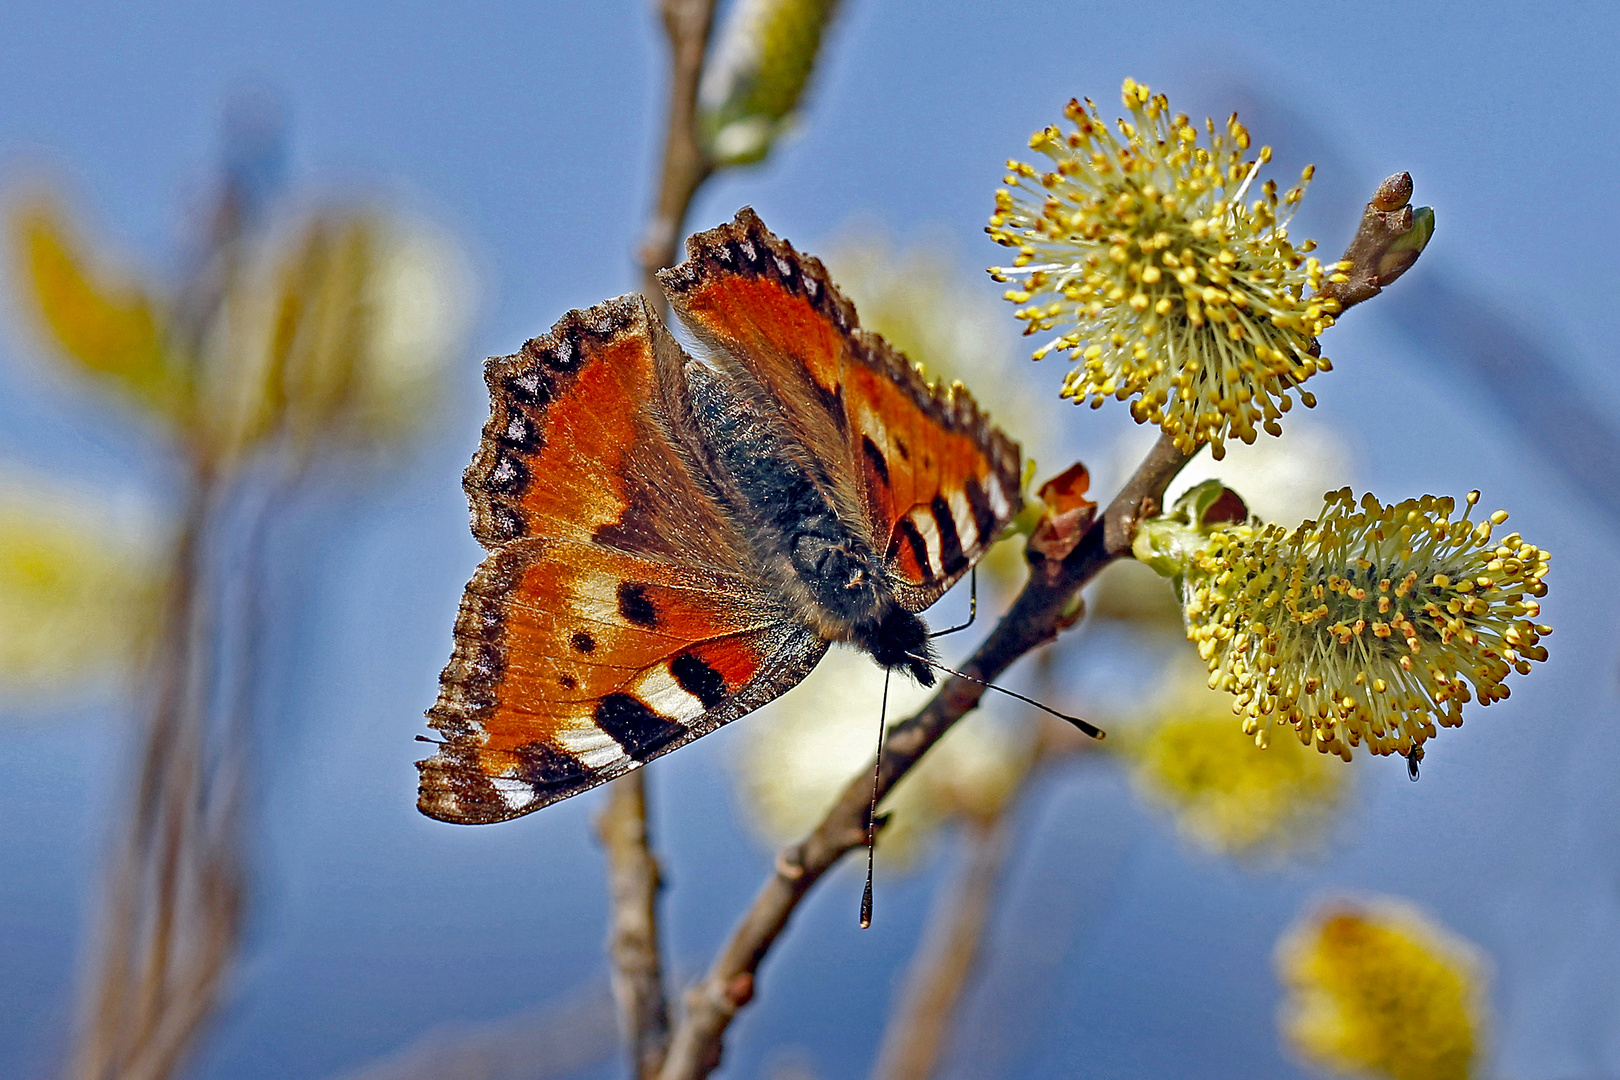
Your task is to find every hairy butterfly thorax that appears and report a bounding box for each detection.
[418,209,1018,824]
[680,356,937,684]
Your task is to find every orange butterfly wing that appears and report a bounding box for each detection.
[659,209,1023,612]
[420,296,823,824]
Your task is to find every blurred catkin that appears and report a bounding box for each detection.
[1277,898,1487,1080]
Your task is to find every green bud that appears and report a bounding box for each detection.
[698,0,840,166]
[1132,479,1249,577]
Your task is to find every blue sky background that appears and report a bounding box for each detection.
[1,2,1617,1078]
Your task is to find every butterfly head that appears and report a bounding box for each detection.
[854,607,936,686]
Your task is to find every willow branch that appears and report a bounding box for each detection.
[655,432,1192,1080]
[607,2,718,1077]
[68,469,246,1080]
[638,0,718,315]
[655,170,1425,1080]
[598,774,672,1080]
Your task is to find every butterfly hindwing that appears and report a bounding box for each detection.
[421,296,822,823]
[423,540,825,822]
[660,209,1023,612]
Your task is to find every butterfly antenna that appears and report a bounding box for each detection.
[928,567,978,638]
[905,653,1105,740]
[861,668,891,929]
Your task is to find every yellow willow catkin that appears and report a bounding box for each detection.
[1182,489,1551,762]
[988,78,1344,459]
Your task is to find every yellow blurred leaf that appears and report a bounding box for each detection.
[269,214,374,443]
[11,196,185,416]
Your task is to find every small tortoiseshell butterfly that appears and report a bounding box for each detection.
[418,209,1022,824]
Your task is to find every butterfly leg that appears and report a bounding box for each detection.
[928,567,978,639]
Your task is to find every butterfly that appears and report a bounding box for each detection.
[418,209,1023,824]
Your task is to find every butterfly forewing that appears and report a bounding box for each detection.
[660,210,1023,612]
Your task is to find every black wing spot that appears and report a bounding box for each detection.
[618,582,658,627]
[964,476,999,547]
[895,436,911,461]
[546,326,582,371]
[499,411,539,452]
[513,740,591,788]
[571,631,596,654]
[487,505,525,541]
[931,495,968,576]
[483,453,529,496]
[671,653,728,710]
[896,517,933,580]
[595,694,685,760]
[504,369,554,407]
[773,253,798,290]
[558,674,577,689]
[861,436,890,487]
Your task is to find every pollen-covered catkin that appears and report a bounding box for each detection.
[1181,489,1551,762]
[988,78,1344,459]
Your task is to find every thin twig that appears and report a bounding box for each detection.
[638,0,718,314]
[1315,171,1426,310]
[605,1,719,1077]
[598,774,673,1080]
[655,171,1425,1079]
[68,473,246,1080]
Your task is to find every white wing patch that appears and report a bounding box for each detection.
[631,665,707,723]
[554,726,629,768]
[492,776,540,812]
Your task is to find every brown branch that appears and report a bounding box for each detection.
[606,1,719,1077]
[68,474,246,1080]
[598,775,672,1080]
[638,0,718,314]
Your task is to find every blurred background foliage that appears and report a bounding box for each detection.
[1278,898,1488,1080]
[2,97,471,1080]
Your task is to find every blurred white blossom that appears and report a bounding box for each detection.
[733,648,1028,867]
